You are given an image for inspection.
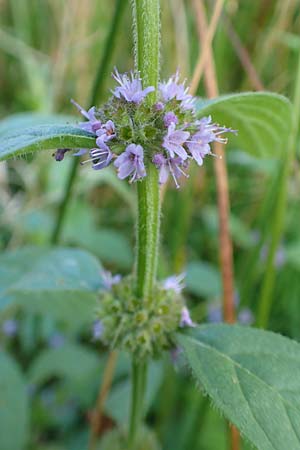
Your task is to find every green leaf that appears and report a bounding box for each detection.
[62,201,133,269]
[0,247,103,328]
[0,124,96,161]
[29,344,102,385]
[0,112,76,138]
[0,352,29,450]
[29,343,103,406]
[177,324,300,450]
[196,92,292,158]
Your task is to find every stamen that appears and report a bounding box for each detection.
[168,159,180,189]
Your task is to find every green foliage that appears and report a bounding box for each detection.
[186,261,221,298]
[177,324,300,450]
[29,344,104,407]
[97,426,161,450]
[0,352,29,450]
[0,247,103,328]
[105,361,163,424]
[29,344,102,385]
[0,124,95,161]
[0,113,75,137]
[196,92,292,158]
[62,201,133,269]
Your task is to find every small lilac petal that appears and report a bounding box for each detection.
[207,304,223,323]
[162,123,189,160]
[112,69,154,104]
[159,71,195,110]
[101,270,122,290]
[71,99,91,120]
[275,247,286,268]
[153,153,189,188]
[180,307,195,328]
[96,120,116,142]
[92,320,103,341]
[118,160,136,179]
[238,308,254,325]
[48,333,65,349]
[73,149,87,157]
[163,273,185,293]
[158,163,169,185]
[2,319,18,337]
[71,99,102,133]
[234,291,240,307]
[154,102,165,111]
[163,111,178,127]
[114,144,146,182]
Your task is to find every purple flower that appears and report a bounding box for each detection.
[275,247,286,267]
[159,71,195,110]
[162,123,190,160]
[48,333,65,349]
[186,116,236,165]
[180,306,195,328]
[207,301,254,326]
[53,148,70,161]
[186,130,211,166]
[163,112,178,127]
[260,244,286,268]
[238,308,254,325]
[73,149,88,157]
[154,102,165,111]
[81,145,113,171]
[153,153,189,188]
[197,116,237,144]
[162,273,185,293]
[114,144,146,182]
[112,69,155,104]
[102,269,122,290]
[2,319,18,337]
[207,304,223,323]
[71,99,102,133]
[92,320,103,341]
[96,120,116,143]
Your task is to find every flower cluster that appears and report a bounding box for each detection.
[55,69,235,188]
[93,271,194,358]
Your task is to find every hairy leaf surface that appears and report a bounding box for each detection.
[0,124,95,161]
[177,324,300,450]
[196,92,292,158]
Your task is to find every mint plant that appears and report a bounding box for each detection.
[1,1,300,450]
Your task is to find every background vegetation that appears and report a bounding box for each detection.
[1,0,300,449]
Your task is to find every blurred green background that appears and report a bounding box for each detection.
[1,0,300,449]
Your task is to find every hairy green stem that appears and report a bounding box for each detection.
[136,165,161,300]
[257,52,300,328]
[51,0,127,244]
[129,0,160,447]
[128,361,147,448]
[133,0,161,300]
